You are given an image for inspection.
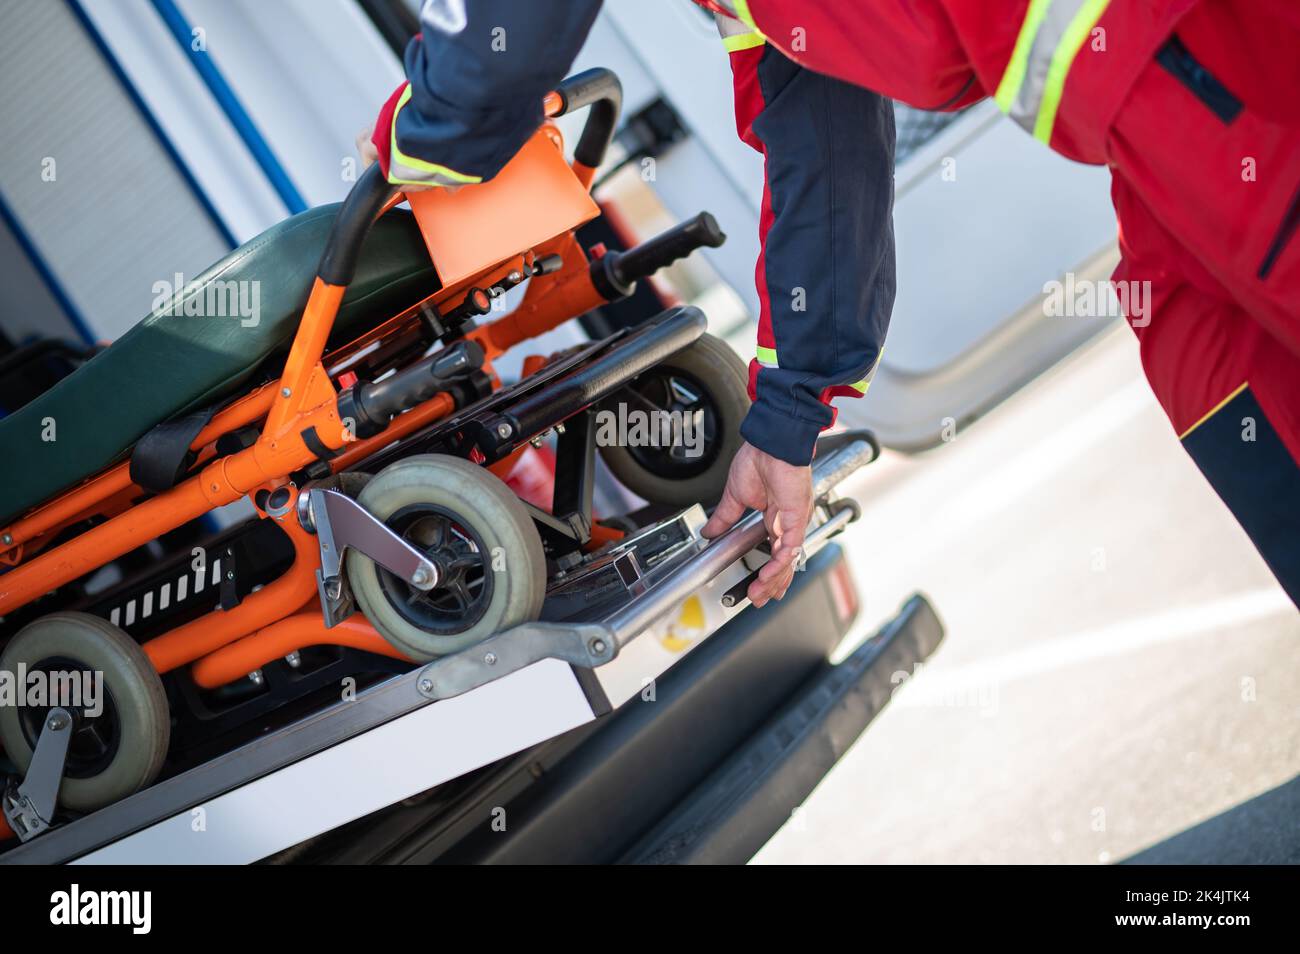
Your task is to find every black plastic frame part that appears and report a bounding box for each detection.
[609,211,726,288]
[316,163,401,286]
[554,67,623,170]
[622,594,944,864]
[350,305,704,479]
[478,306,706,461]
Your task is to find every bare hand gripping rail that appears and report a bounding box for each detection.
[417,435,879,701]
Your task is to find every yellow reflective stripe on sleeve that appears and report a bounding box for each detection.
[994,0,1111,145]
[1032,0,1110,144]
[731,0,763,35]
[754,349,883,388]
[389,85,484,186]
[715,9,765,50]
[1179,382,1249,440]
[994,0,1054,114]
[386,170,474,188]
[847,350,883,395]
[722,31,765,53]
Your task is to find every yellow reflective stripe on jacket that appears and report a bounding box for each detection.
[848,350,884,395]
[754,348,882,391]
[723,31,765,52]
[994,0,1112,144]
[715,10,765,52]
[388,85,484,187]
[730,0,763,35]
[994,0,1054,116]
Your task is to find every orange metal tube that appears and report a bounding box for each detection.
[192,383,277,450]
[471,235,605,359]
[0,479,213,617]
[143,516,321,673]
[3,291,347,618]
[0,390,343,618]
[190,611,407,689]
[0,465,136,554]
[474,269,605,357]
[0,382,277,558]
[264,280,345,437]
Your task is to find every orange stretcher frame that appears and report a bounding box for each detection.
[0,78,622,685]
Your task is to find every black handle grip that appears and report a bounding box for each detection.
[610,212,727,288]
[317,162,401,286]
[554,68,623,169]
[340,339,484,437]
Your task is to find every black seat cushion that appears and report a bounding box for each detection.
[0,204,438,526]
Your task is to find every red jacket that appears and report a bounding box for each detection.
[740,0,1300,153]
[734,0,1300,356]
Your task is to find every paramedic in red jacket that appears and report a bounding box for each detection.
[370,0,1300,609]
[708,0,1300,609]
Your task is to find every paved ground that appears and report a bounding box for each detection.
[754,326,1300,865]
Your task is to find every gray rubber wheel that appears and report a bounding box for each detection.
[347,454,547,660]
[597,332,750,508]
[0,612,169,813]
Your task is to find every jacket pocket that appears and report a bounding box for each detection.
[1156,35,1242,124]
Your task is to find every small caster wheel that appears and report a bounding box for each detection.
[0,613,169,813]
[597,332,750,508]
[346,454,547,660]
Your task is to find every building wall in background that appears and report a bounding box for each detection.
[0,0,230,341]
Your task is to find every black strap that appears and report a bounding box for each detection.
[300,426,340,461]
[129,408,215,493]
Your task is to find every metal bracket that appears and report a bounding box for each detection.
[315,568,357,630]
[416,621,617,701]
[598,504,707,565]
[300,488,439,628]
[218,545,240,611]
[1,707,73,842]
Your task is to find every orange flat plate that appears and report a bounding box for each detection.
[407,130,600,287]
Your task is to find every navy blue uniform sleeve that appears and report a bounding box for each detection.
[736,45,897,466]
[383,0,602,186]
